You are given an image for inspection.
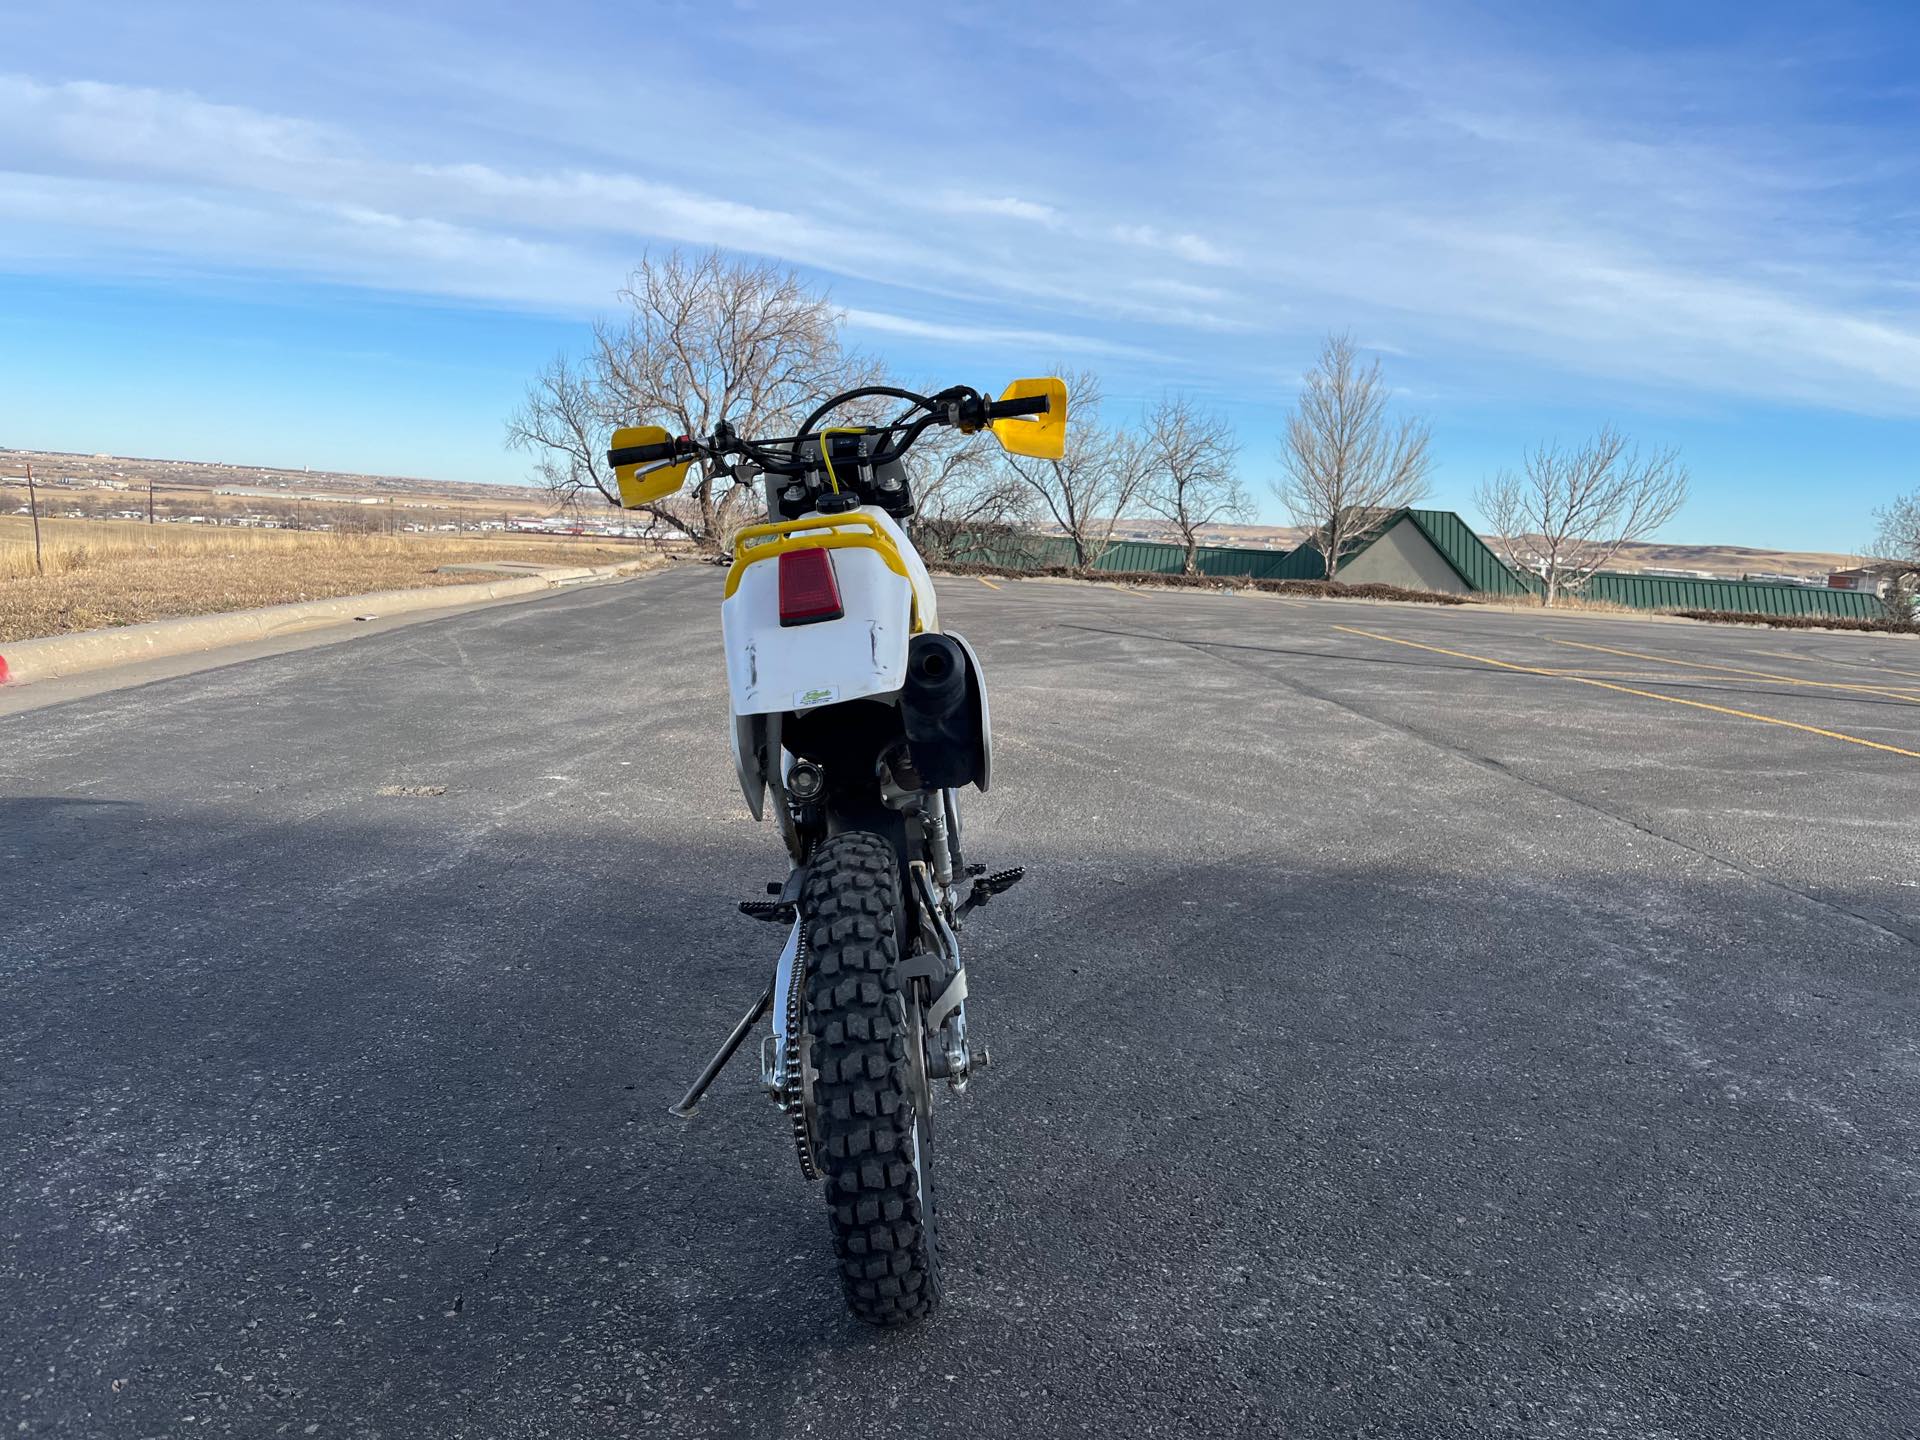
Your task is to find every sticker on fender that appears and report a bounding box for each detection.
[795,685,839,708]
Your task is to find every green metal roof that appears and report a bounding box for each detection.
[1325,508,1535,594]
[1402,509,1537,595]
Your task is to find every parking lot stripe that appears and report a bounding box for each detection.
[1333,625,1920,760]
[974,576,1003,591]
[1751,647,1920,684]
[1549,638,1920,704]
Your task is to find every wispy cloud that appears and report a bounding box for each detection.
[0,72,1246,333]
[3,0,1920,424]
[1111,224,1234,267]
[931,192,1062,226]
[838,306,1165,361]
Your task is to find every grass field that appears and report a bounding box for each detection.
[0,515,663,643]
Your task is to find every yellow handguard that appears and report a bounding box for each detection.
[990,378,1068,459]
[610,425,692,508]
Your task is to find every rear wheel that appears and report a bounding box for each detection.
[802,831,941,1326]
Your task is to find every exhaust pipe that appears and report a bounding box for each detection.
[900,634,981,788]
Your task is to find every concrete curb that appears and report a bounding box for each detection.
[0,560,655,687]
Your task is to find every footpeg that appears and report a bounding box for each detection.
[958,866,1024,918]
[738,899,796,924]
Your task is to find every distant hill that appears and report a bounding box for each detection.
[2,448,551,508]
[8,449,1857,581]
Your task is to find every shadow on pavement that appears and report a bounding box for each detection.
[2,796,1914,1437]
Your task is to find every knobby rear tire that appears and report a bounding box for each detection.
[802,831,941,1326]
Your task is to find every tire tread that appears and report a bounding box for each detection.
[802,831,940,1326]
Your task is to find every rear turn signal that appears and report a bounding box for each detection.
[777,547,843,626]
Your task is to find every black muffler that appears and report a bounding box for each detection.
[900,633,982,788]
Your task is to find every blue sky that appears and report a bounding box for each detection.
[2,0,1917,553]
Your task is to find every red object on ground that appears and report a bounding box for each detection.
[0,653,10,685]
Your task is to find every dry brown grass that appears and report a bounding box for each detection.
[1469,591,1650,616]
[0,516,659,643]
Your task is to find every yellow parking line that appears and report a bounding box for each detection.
[1753,647,1920,684]
[1333,625,1920,760]
[1543,664,1920,691]
[1550,638,1920,704]
[1539,669,1709,681]
[972,576,1003,590]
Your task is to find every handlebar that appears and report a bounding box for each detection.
[606,436,689,469]
[604,384,1051,476]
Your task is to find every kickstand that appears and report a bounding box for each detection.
[668,982,772,1119]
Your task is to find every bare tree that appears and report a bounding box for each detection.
[1141,393,1247,573]
[505,351,611,515]
[506,249,873,556]
[1477,425,1690,606]
[907,419,1037,564]
[999,370,1148,570]
[1274,333,1433,581]
[1871,489,1920,621]
[1875,490,1920,565]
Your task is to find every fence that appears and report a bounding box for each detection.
[948,531,1299,579]
[943,522,1889,621]
[1576,571,1886,619]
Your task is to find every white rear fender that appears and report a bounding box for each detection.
[722,543,914,717]
[947,630,994,792]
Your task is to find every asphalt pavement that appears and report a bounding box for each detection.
[4,567,1917,1438]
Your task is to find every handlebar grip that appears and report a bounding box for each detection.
[606,439,682,468]
[987,395,1051,419]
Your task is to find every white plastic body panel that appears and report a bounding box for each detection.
[722,507,923,718]
[948,630,993,792]
[730,712,768,820]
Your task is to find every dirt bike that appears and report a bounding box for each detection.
[604,378,1066,1326]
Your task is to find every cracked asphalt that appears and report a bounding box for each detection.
[4,566,1917,1437]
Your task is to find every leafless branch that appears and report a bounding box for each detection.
[907,415,1038,563]
[1873,490,1920,566]
[1476,424,1690,606]
[1141,393,1246,573]
[1871,489,1920,621]
[1272,333,1433,581]
[505,249,870,555]
[998,369,1149,570]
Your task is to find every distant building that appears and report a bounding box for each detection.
[1828,563,1913,598]
[1632,566,1731,581]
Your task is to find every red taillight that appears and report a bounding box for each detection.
[778,547,843,626]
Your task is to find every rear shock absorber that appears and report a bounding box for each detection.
[922,789,954,890]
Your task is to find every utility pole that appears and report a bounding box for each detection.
[26,458,44,575]
[148,472,155,524]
